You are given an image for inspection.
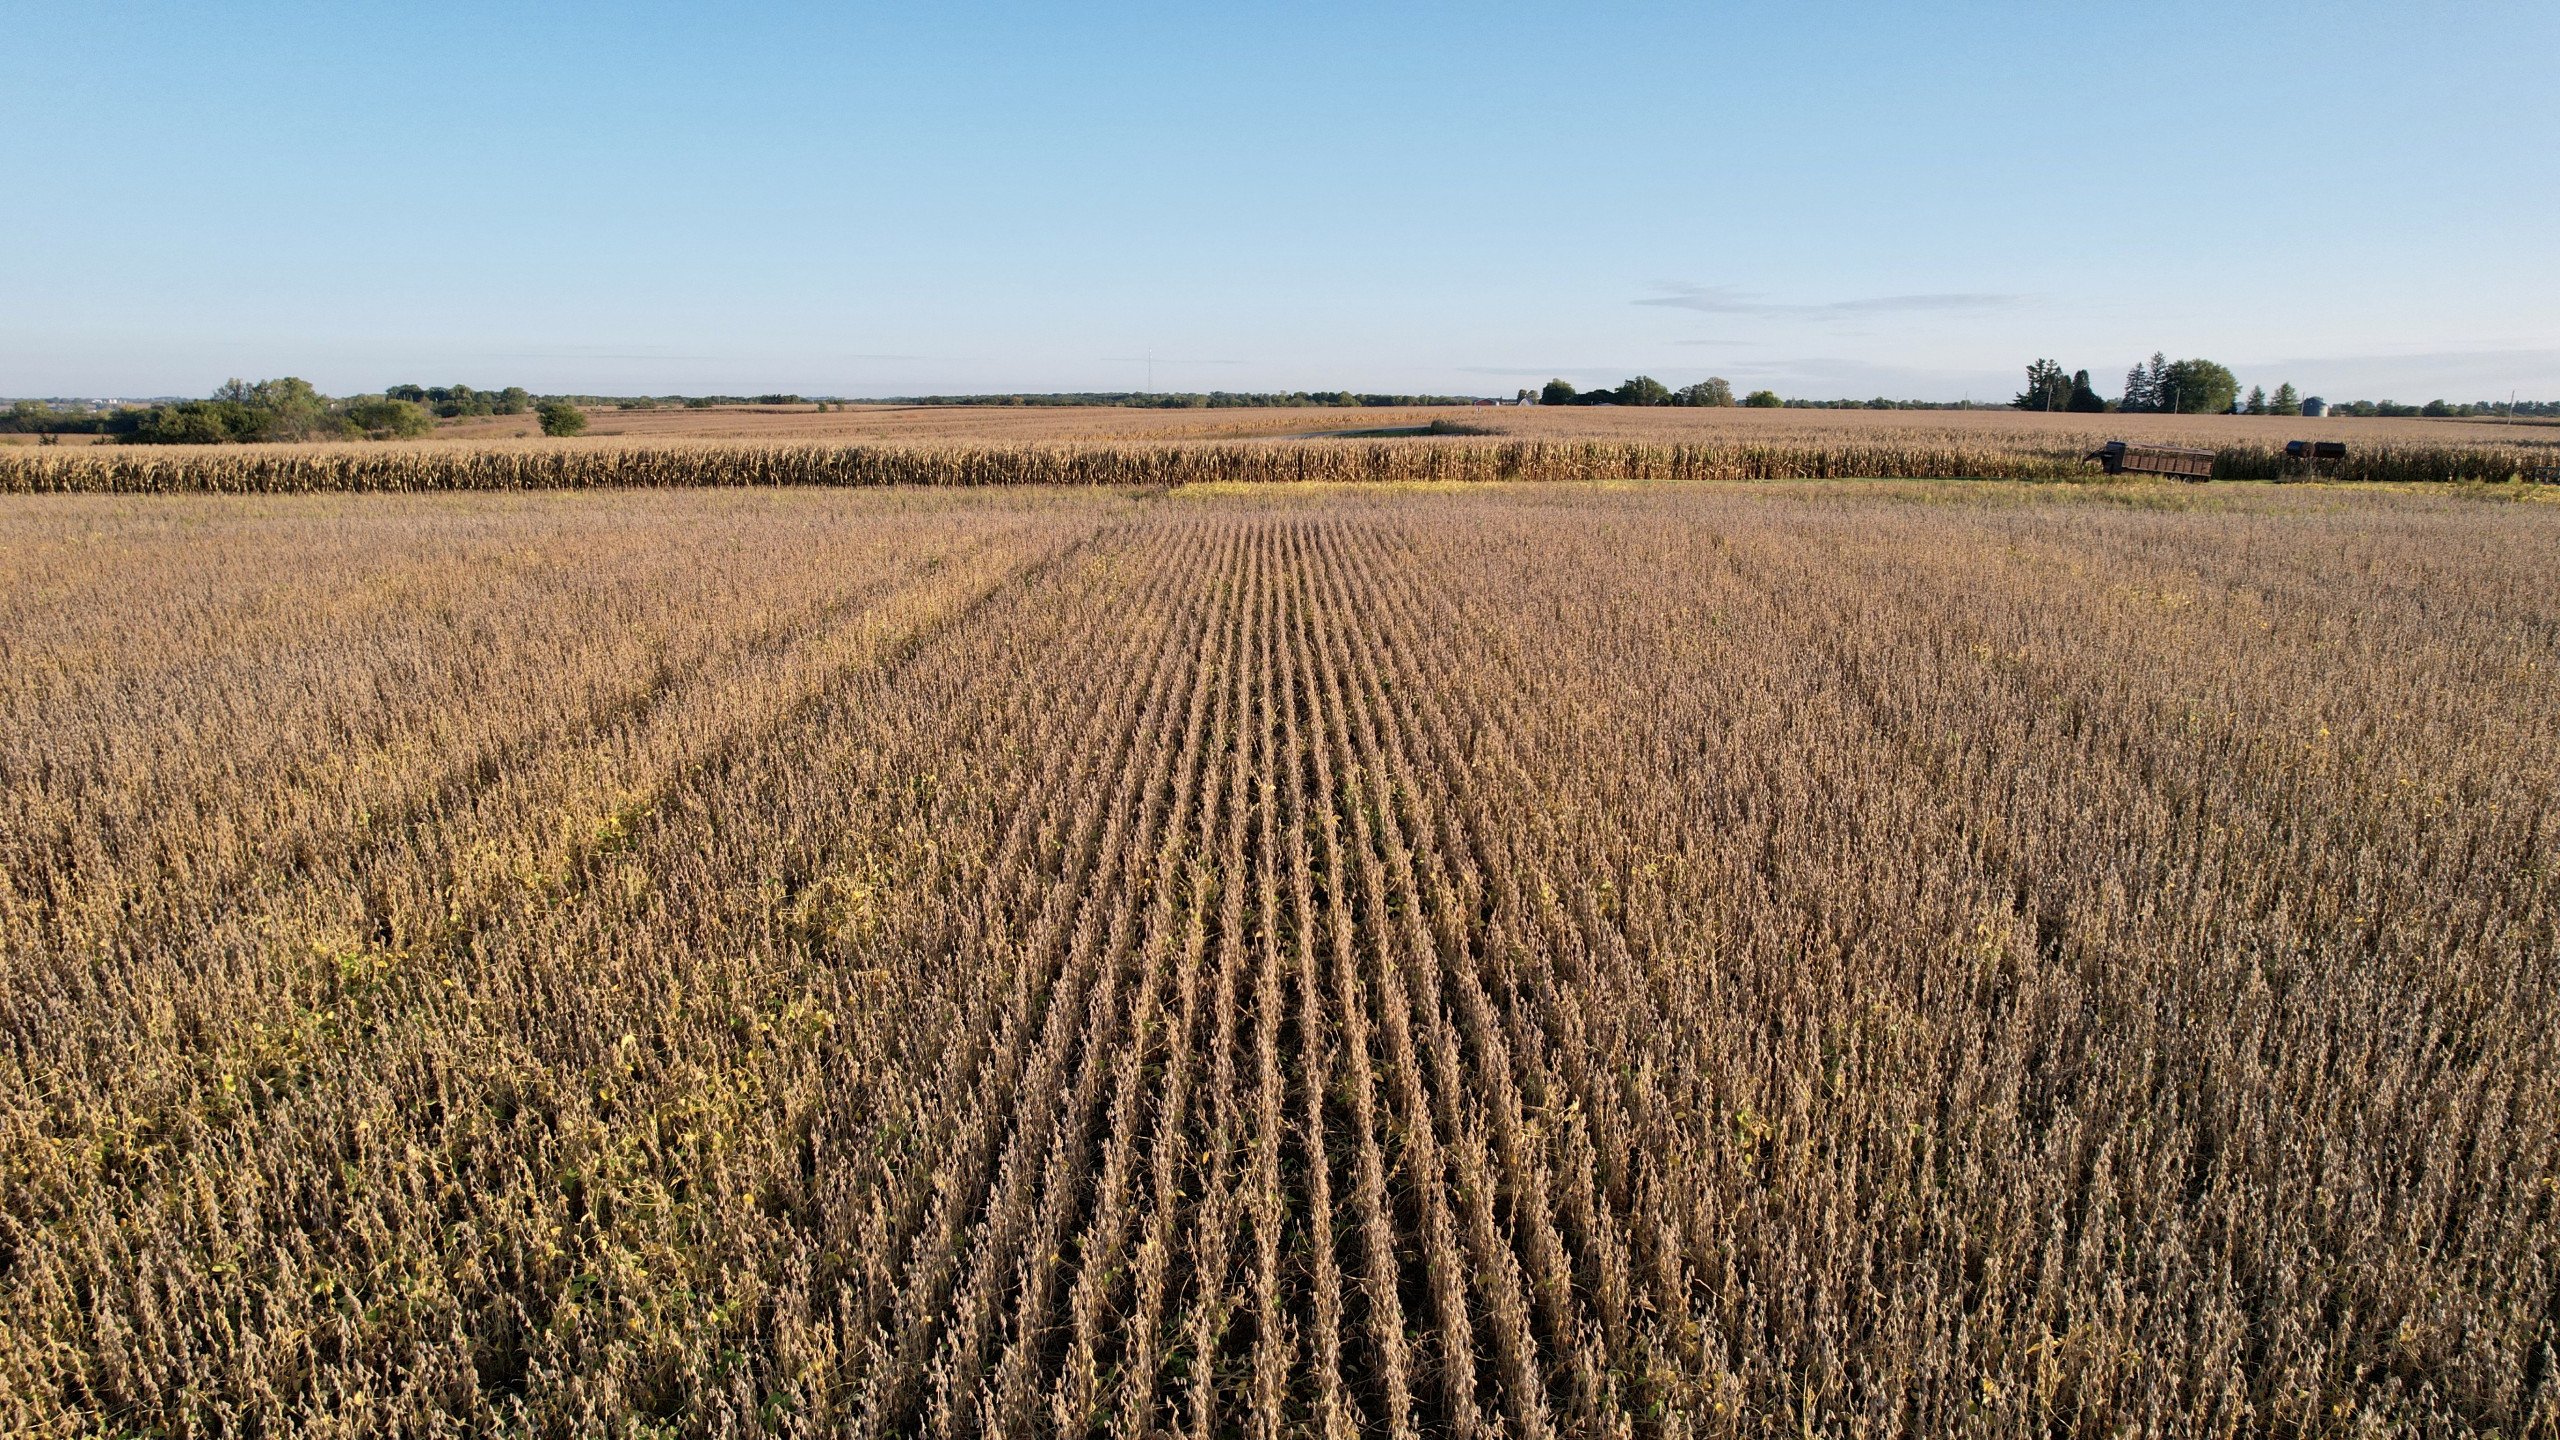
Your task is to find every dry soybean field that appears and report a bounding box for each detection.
[3,482,2557,1438]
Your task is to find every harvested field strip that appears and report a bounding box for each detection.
[1,484,2555,1437]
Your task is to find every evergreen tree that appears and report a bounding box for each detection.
[2066,369,2107,412]
[2244,385,2269,415]
[2014,359,2071,411]
[2122,352,2170,412]
[2272,382,2300,415]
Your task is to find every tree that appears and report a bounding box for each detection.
[138,377,341,442]
[121,400,253,444]
[343,397,434,438]
[1743,389,1783,408]
[2066,370,2107,412]
[2160,359,2238,414]
[203,376,335,439]
[2244,385,2269,416]
[1618,375,1672,407]
[2121,352,2169,412]
[537,399,589,436]
[1676,377,1735,407]
[1540,378,1579,406]
[2014,359,2071,411]
[497,386,532,415]
[2273,383,2300,415]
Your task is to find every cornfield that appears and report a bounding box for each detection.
[0,431,2550,494]
[1,481,2555,1437]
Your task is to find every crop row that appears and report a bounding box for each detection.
[0,435,2550,493]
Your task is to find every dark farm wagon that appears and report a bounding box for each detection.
[2284,439,2349,477]
[2085,440,2216,481]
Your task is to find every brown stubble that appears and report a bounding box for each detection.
[1,480,2553,1437]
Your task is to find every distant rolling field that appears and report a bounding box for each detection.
[421,399,2560,449]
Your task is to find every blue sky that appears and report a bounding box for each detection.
[6,1,2554,402]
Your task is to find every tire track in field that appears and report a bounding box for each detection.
[0,524,1097,1238]
[3,522,1003,977]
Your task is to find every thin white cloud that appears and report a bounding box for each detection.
[2233,347,2560,398]
[1451,365,1653,379]
[1637,282,2020,317]
[488,350,718,362]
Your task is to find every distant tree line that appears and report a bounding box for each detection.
[2323,398,2559,418]
[1,402,122,436]
[14,376,2551,446]
[1533,379,2030,410]
[2015,354,2250,414]
[880,391,1478,409]
[613,394,808,410]
[1533,376,1785,407]
[1775,397,2010,410]
[113,379,439,443]
[0,378,597,444]
[2010,353,2559,420]
[386,383,531,418]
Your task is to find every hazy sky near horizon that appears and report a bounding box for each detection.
[7,1,2555,402]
